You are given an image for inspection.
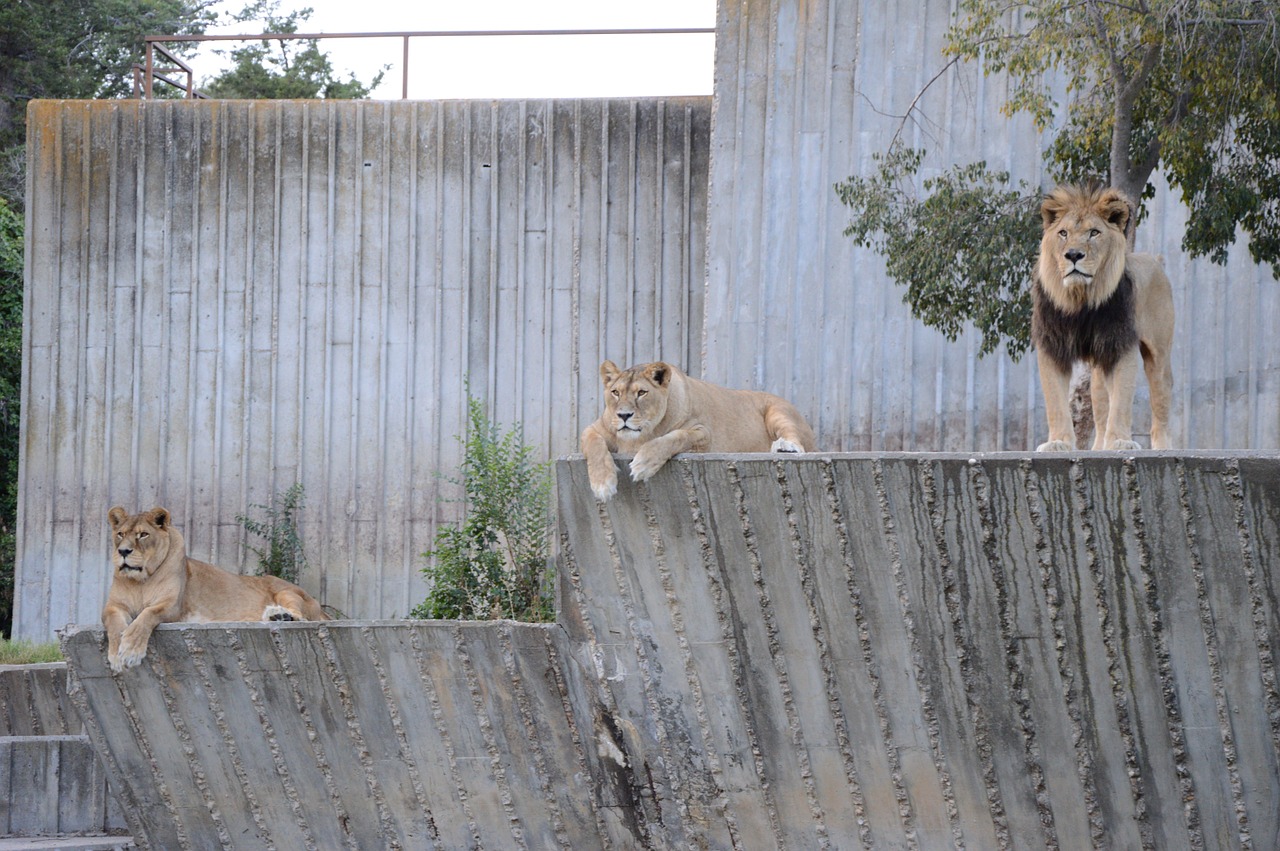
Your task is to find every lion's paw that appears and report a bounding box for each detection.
[590,473,618,502]
[1106,439,1141,452]
[264,605,297,622]
[771,438,804,454]
[110,643,146,672]
[1036,440,1074,452]
[629,451,666,483]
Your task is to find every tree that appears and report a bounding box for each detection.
[0,200,23,635]
[0,0,220,202]
[202,1,385,100]
[837,0,1280,356]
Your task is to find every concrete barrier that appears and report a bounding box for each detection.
[62,455,1280,849]
[556,453,1280,849]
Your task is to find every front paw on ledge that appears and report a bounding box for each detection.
[1036,440,1075,452]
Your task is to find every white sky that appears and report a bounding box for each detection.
[196,0,716,99]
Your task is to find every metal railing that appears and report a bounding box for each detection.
[137,28,715,100]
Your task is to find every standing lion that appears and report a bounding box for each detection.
[1031,184,1175,451]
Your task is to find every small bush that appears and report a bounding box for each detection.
[411,395,554,622]
[237,483,309,584]
[0,639,63,665]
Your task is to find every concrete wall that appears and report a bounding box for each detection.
[19,97,710,640]
[63,455,1280,849]
[703,0,1280,452]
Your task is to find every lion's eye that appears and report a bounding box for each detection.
[610,389,619,397]
[636,390,647,398]
[1088,228,1100,238]
[1058,229,1067,239]
[138,532,148,539]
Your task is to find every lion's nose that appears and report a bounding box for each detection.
[1064,248,1085,263]
[118,547,132,558]
[618,411,633,423]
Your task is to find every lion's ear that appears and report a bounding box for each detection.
[1098,189,1131,232]
[1040,193,1066,230]
[645,362,673,386]
[149,508,170,529]
[107,506,128,529]
[600,360,620,384]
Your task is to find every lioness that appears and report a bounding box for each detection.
[1032,184,1175,451]
[104,506,327,672]
[581,360,817,501]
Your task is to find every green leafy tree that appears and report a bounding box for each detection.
[837,0,1280,356]
[0,201,22,635]
[203,1,385,100]
[411,396,554,623]
[0,0,219,204]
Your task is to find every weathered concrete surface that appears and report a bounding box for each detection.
[19,96,711,640]
[61,620,637,850]
[0,664,129,839]
[62,454,1280,849]
[0,664,77,736]
[558,453,1280,849]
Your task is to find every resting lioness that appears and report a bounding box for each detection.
[581,360,817,501]
[103,506,327,672]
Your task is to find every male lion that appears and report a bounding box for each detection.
[581,360,817,501]
[103,506,327,672]
[1031,184,1175,451]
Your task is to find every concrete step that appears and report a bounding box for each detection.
[0,664,78,736]
[0,735,127,838]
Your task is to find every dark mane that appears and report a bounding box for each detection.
[1030,271,1137,374]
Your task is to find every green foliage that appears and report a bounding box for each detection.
[237,482,308,584]
[0,201,21,636]
[836,147,1041,358]
[0,639,63,665]
[202,1,385,100]
[0,0,219,202]
[411,396,554,623]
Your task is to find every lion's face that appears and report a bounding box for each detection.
[1038,184,1130,311]
[599,360,673,442]
[107,506,174,581]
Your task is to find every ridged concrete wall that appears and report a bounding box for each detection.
[62,455,1280,849]
[703,0,1280,452]
[19,97,710,640]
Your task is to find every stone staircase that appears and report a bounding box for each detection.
[0,663,131,849]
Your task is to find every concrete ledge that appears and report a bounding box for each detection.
[0,664,77,736]
[0,735,126,837]
[60,454,1280,849]
[557,452,1280,849]
[61,620,638,850]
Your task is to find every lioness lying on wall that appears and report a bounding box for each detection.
[581,360,817,501]
[1032,183,1175,451]
[103,506,327,672]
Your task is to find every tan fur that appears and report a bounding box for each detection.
[1035,185,1175,451]
[581,360,817,501]
[103,506,327,672]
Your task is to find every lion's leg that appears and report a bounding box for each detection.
[763,403,815,453]
[581,425,619,501]
[1036,352,1075,451]
[102,604,132,671]
[1089,364,1111,451]
[630,426,708,483]
[1098,349,1142,451]
[112,605,167,672]
[1144,346,1174,450]
[264,589,315,621]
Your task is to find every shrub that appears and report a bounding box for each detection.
[411,396,554,622]
[237,483,308,584]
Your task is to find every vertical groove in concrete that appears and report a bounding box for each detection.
[1020,459,1106,847]
[820,458,914,850]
